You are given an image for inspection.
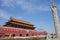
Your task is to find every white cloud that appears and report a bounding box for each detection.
[13,0,50,15]
[1,0,50,12]
[0,9,23,19]
[2,0,60,20]
[1,0,15,8]
[1,0,60,12]
[16,0,50,11]
[0,9,10,19]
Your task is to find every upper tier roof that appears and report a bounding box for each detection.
[9,17,34,26]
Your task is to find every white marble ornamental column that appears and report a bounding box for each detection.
[51,2,60,39]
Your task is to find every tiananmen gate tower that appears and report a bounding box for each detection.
[0,17,47,38]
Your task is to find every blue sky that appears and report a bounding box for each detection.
[0,0,60,34]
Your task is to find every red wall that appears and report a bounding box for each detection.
[0,27,46,37]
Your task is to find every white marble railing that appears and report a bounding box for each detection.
[0,35,46,39]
